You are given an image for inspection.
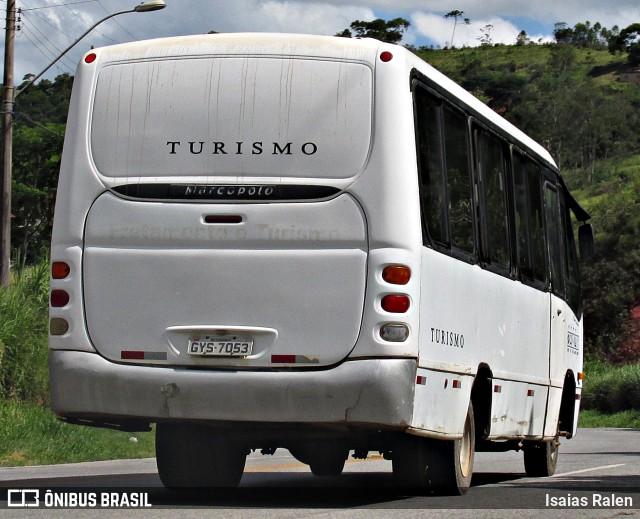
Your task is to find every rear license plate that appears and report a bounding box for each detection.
[187,336,253,357]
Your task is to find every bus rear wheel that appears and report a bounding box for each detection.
[156,423,247,488]
[523,436,559,477]
[392,403,475,495]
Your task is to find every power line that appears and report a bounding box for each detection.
[20,0,98,12]
[96,0,135,40]
[20,24,76,75]
[60,0,119,44]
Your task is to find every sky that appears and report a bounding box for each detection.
[2,0,640,84]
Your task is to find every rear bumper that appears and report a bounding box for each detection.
[49,350,416,429]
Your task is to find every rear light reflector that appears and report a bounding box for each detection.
[380,323,409,342]
[49,318,69,335]
[382,265,411,285]
[121,351,145,360]
[52,261,70,279]
[381,294,410,313]
[380,51,393,62]
[270,354,319,364]
[271,354,297,363]
[50,290,70,307]
[121,350,167,360]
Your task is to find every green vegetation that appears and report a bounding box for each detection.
[0,262,49,401]
[0,399,154,466]
[1,20,639,466]
[0,264,155,466]
[582,357,640,413]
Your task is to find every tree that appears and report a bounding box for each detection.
[609,23,640,65]
[516,30,530,46]
[553,22,573,44]
[444,10,470,48]
[478,24,494,47]
[336,18,410,44]
[12,123,64,266]
[10,74,71,265]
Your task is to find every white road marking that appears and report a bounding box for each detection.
[553,463,626,477]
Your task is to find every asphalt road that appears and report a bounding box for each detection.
[0,428,639,518]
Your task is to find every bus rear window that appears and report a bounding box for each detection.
[90,57,372,179]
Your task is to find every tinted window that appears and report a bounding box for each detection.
[563,202,582,315]
[544,183,565,296]
[414,89,447,245]
[477,132,509,268]
[513,152,546,283]
[443,106,474,253]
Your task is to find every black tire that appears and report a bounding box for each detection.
[156,423,247,488]
[309,450,348,476]
[523,436,559,477]
[393,402,475,495]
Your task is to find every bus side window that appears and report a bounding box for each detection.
[562,200,583,316]
[443,106,474,254]
[513,152,546,285]
[414,88,448,247]
[543,182,566,297]
[476,131,510,270]
[527,163,547,284]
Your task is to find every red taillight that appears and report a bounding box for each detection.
[50,289,70,307]
[382,265,411,285]
[381,294,410,313]
[380,51,393,62]
[52,261,70,279]
[85,52,97,64]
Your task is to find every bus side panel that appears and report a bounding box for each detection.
[418,247,552,439]
[487,381,549,439]
[410,368,474,438]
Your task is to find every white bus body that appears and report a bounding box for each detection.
[49,34,591,493]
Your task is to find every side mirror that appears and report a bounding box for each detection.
[578,223,595,263]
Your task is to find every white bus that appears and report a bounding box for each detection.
[49,33,593,494]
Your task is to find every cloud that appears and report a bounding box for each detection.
[9,0,640,83]
[251,1,376,35]
[411,12,537,48]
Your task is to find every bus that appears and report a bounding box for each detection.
[49,33,594,494]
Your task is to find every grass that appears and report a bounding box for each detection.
[579,409,640,428]
[581,360,640,413]
[0,262,50,402]
[0,399,154,467]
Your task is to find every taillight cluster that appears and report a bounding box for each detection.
[49,261,71,335]
[379,265,410,343]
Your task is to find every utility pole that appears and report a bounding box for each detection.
[1,0,15,287]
